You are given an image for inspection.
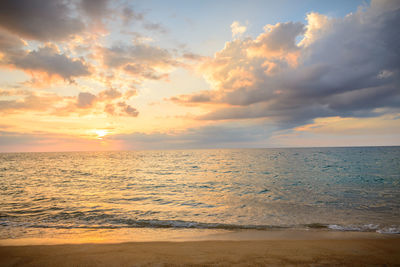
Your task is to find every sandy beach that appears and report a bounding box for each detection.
[1,234,400,266]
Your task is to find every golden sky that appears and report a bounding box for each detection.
[0,0,399,152]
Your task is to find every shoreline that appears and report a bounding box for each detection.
[1,228,397,246]
[1,230,400,266]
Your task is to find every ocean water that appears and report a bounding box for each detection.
[1,147,400,242]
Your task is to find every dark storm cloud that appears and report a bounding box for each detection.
[172,0,400,128]
[0,0,84,41]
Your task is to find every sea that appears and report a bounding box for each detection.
[1,147,399,243]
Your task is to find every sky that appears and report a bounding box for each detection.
[0,0,399,152]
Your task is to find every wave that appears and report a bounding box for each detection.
[327,224,400,234]
[1,218,399,234]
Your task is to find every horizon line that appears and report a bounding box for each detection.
[1,145,399,154]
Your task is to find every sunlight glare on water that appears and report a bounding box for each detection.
[0,147,399,242]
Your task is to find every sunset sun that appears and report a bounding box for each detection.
[94,130,109,139]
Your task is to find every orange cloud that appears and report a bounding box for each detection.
[231,21,247,38]
[295,115,400,135]
[169,0,400,132]
[0,87,139,118]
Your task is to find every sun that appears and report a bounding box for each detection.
[94,129,109,139]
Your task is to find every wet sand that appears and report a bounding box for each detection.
[1,237,400,266]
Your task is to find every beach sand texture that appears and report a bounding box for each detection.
[1,238,400,266]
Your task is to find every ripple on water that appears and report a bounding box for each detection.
[0,147,399,239]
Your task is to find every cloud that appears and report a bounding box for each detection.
[100,43,177,80]
[294,114,400,136]
[170,91,215,105]
[182,53,205,61]
[143,22,167,34]
[0,91,64,113]
[171,0,400,128]
[231,21,247,38]
[104,103,115,115]
[0,0,159,43]
[73,89,139,117]
[124,105,139,116]
[0,130,118,152]
[248,22,304,56]
[0,124,12,129]
[78,0,112,33]
[72,89,139,117]
[80,0,109,19]
[98,87,123,100]
[0,1,173,87]
[6,45,91,81]
[110,123,272,150]
[77,92,97,108]
[270,114,400,147]
[121,6,144,25]
[117,102,139,117]
[124,89,138,99]
[0,29,25,53]
[0,131,46,148]
[0,37,90,83]
[0,88,139,118]
[0,0,84,41]
[102,43,174,68]
[123,64,168,80]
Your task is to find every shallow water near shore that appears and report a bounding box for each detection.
[0,228,397,246]
[1,147,399,244]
